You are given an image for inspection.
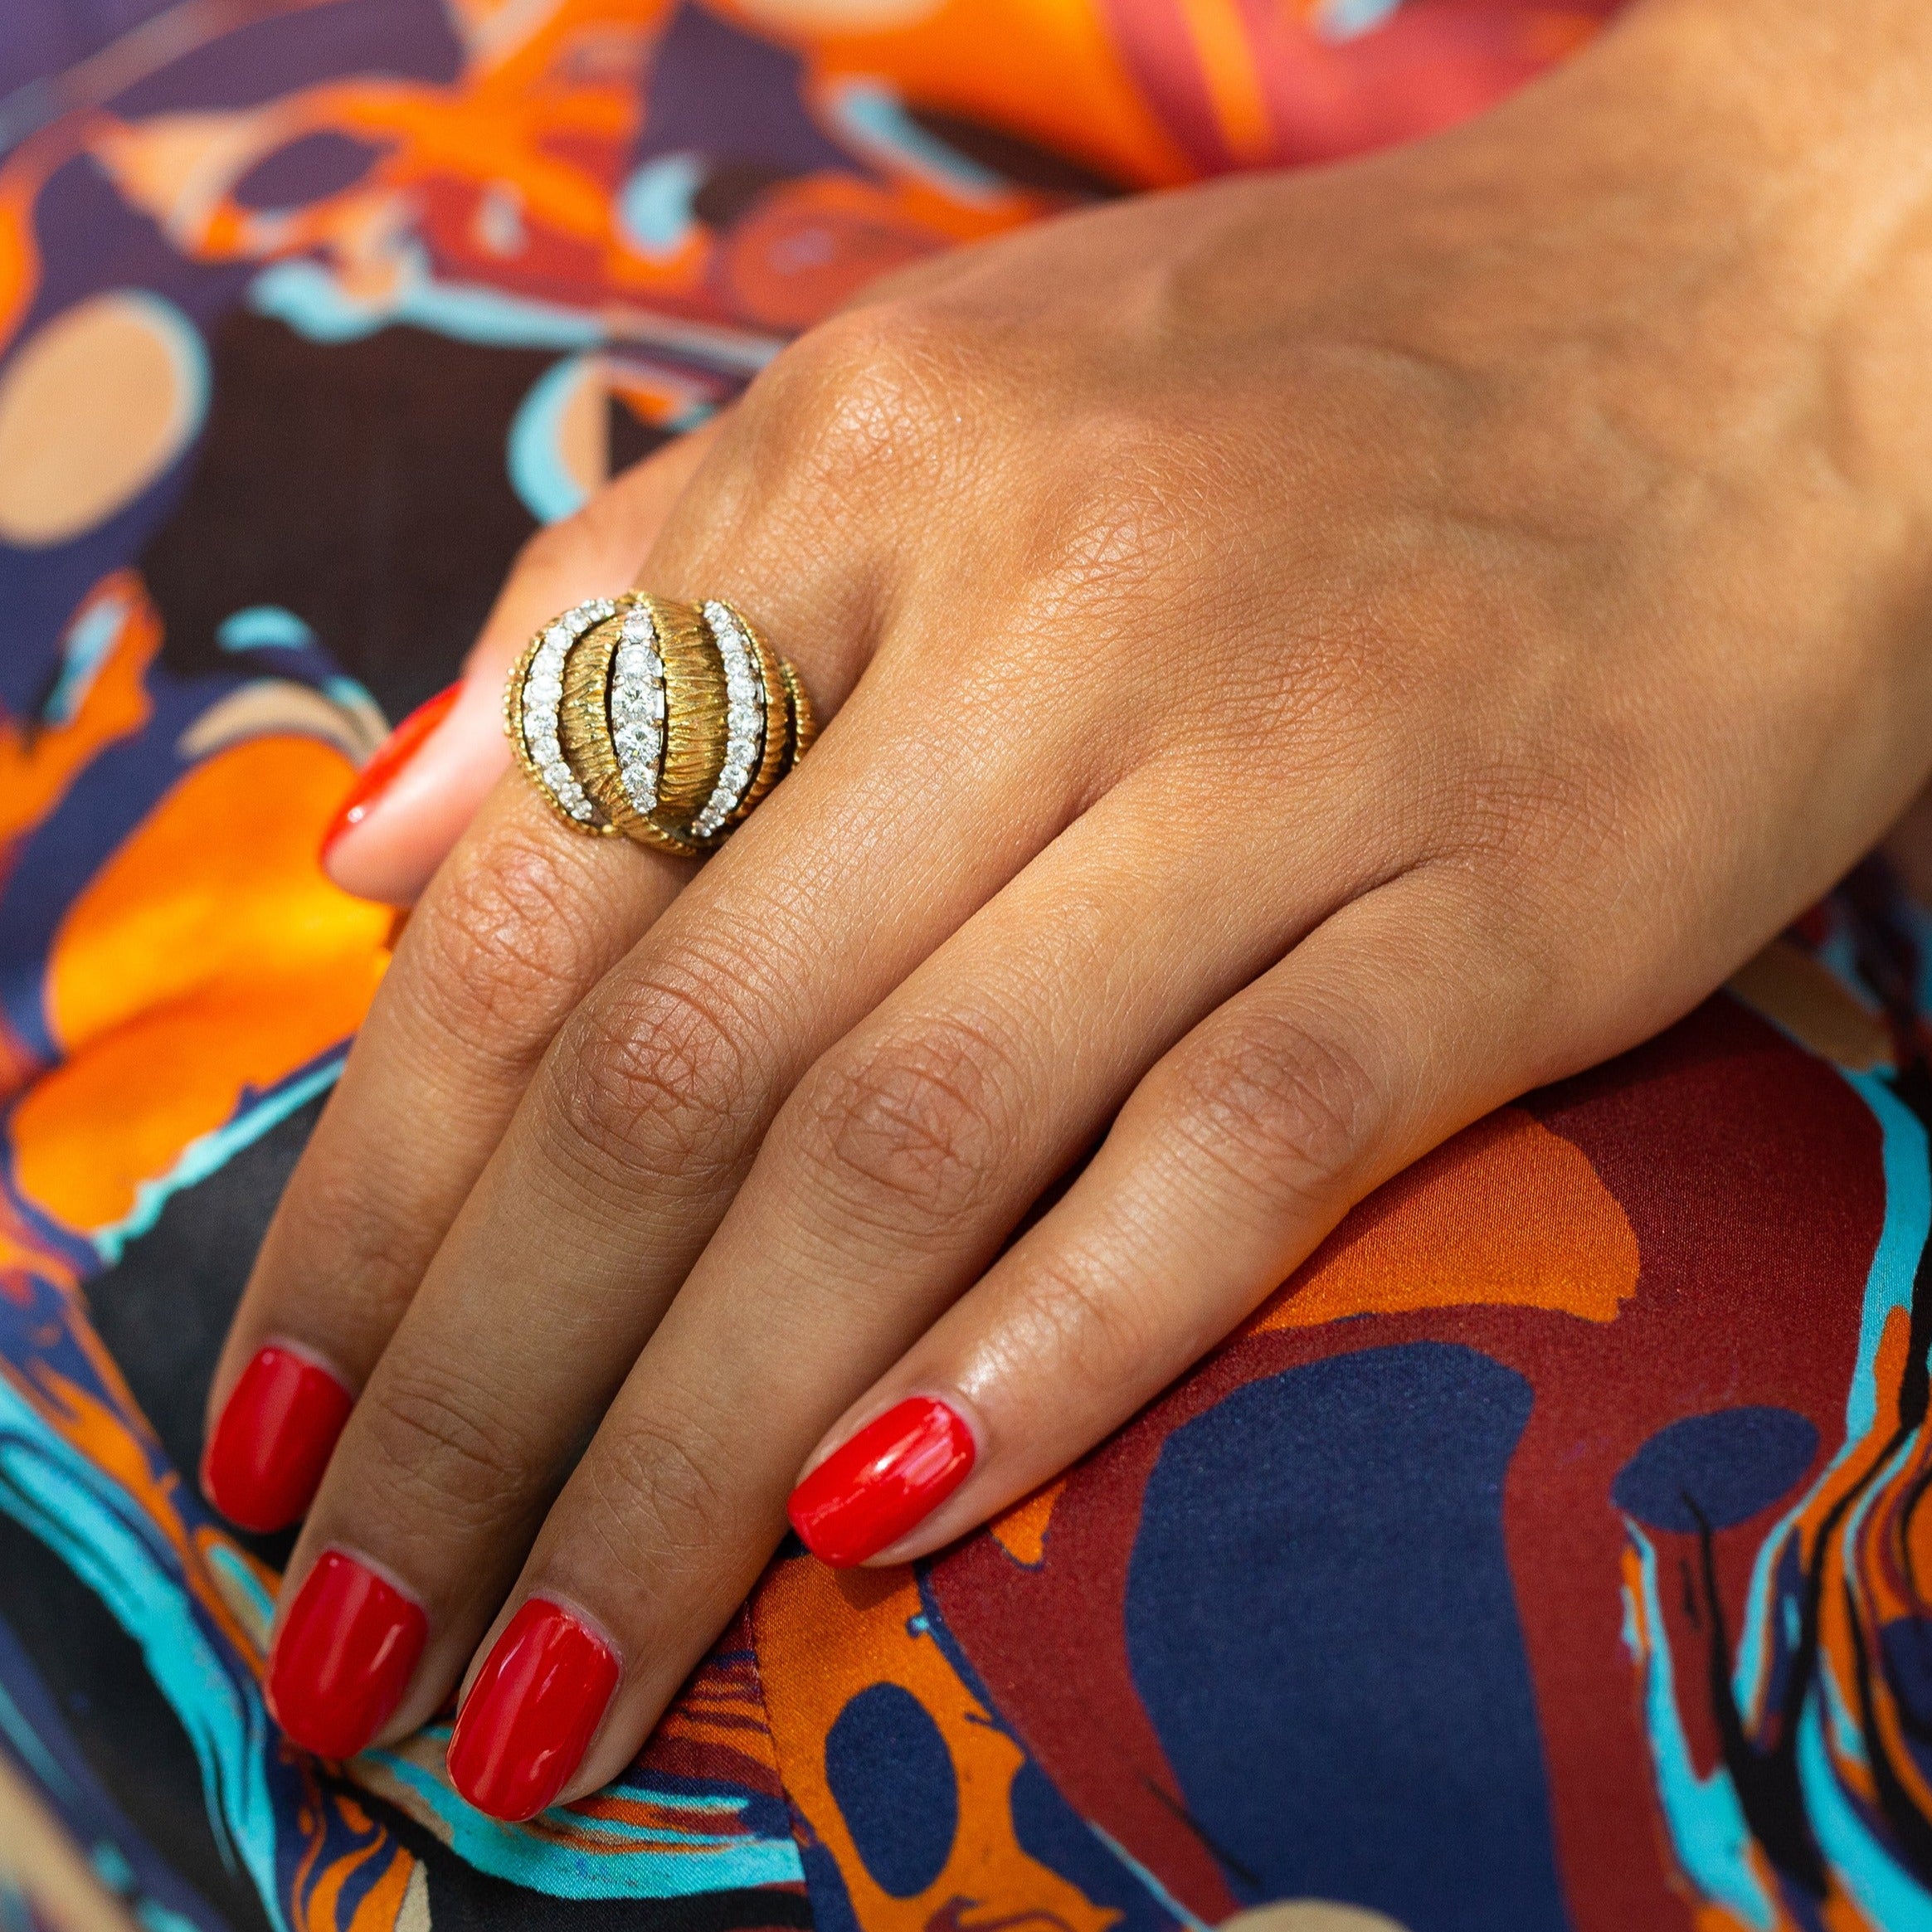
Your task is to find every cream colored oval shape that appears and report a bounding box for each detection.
[0,290,207,547]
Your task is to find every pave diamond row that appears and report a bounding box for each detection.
[690,600,766,839]
[519,597,616,824]
[610,605,667,815]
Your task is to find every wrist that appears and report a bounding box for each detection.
[1319,0,1932,627]
[1531,0,1932,534]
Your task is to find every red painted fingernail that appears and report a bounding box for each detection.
[447,1599,619,1821]
[786,1396,976,1567]
[319,681,462,864]
[267,1550,426,1759]
[201,1345,354,1533]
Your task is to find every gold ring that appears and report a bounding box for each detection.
[504,594,816,856]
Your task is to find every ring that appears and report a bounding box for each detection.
[504,594,816,856]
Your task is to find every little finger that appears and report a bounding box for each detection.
[788,869,1572,1565]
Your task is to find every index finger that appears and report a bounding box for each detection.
[201,775,688,1532]
[204,430,735,1533]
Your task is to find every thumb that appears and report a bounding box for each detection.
[319,420,723,906]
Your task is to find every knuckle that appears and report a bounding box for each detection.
[1009,451,1215,672]
[1022,1248,1162,1393]
[560,470,653,558]
[753,299,962,489]
[786,1019,1010,1235]
[507,514,577,581]
[1444,749,1603,868]
[359,1357,539,1529]
[1158,1010,1383,1209]
[1035,416,1193,584]
[506,489,645,593]
[259,1154,426,1331]
[402,819,609,1054]
[546,957,760,1194]
[509,444,679,575]
[579,1409,745,1580]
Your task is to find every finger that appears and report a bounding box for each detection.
[202,773,689,1534]
[261,638,1143,1755]
[787,868,1569,1568]
[431,776,1391,1818]
[321,421,722,906]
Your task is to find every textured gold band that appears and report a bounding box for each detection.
[504,593,816,855]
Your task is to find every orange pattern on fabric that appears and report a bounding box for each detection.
[752,1557,1119,1930]
[0,1189,79,1297]
[11,1348,267,1667]
[285,1791,415,1932]
[650,1647,789,1784]
[13,737,390,1237]
[1176,0,1273,159]
[0,136,61,348]
[78,2,1053,358]
[754,0,1197,186]
[0,573,155,852]
[988,1475,1068,1567]
[1249,1103,1640,1333]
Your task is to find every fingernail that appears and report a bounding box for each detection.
[786,1396,976,1567]
[267,1550,426,1758]
[319,681,462,866]
[447,1598,619,1821]
[202,1345,354,1533]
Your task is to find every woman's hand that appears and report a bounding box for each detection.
[206,0,1932,1818]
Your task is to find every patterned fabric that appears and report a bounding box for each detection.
[13,5,1932,1930]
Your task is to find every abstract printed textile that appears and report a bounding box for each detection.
[7,2,1927,1929]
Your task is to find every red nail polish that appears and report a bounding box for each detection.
[786,1396,976,1567]
[267,1550,426,1759]
[202,1345,354,1533]
[447,1599,619,1822]
[319,681,461,864]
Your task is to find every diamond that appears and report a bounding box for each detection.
[518,608,602,823]
[689,601,767,838]
[606,603,665,814]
